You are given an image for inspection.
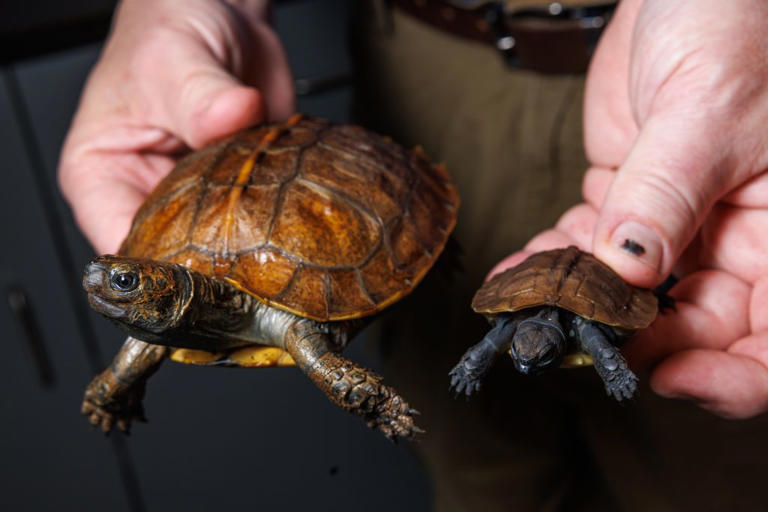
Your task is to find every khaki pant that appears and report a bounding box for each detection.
[351,4,768,511]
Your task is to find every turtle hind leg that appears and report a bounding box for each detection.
[82,337,167,434]
[285,329,421,440]
[574,318,638,401]
[449,315,518,397]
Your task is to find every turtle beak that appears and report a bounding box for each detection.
[83,259,109,293]
[514,360,534,374]
[509,345,534,374]
[83,257,130,320]
[88,294,129,319]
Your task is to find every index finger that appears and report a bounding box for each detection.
[624,269,751,369]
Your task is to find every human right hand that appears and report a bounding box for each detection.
[59,0,294,254]
[491,0,768,418]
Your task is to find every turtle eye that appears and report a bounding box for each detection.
[540,346,555,364]
[110,271,139,292]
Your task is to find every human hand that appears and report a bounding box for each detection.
[59,0,294,254]
[491,0,768,418]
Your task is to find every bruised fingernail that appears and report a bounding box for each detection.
[621,239,645,256]
[611,221,662,271]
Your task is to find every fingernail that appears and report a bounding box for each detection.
[611,221,663,271]
[667,392,709,408]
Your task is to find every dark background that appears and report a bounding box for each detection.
[0,1,431,510]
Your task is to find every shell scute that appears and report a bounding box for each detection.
[327,269,376,318]
[300,144,407,226]
[269,180,381,268]
[358,246,412,307]
[272,265,329,320]
[228,248,298,299]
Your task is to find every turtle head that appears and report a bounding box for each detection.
[508,309,566,374]
[83,255,186,340]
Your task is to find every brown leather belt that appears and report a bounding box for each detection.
[391,0,616,74]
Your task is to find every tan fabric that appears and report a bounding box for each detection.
[444,1,611,9]
[351,3,768,512]
[353,5,587,285]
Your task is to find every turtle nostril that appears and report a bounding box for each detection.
[83,264,107,291]
[540,346,555,363]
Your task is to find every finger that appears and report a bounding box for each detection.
[488,230,574,277]
[486,206,594,279]
[553,203,598,249]
[582,0,638,167]
[61,150,175,253]
[184,84,266,147]
[624,269,751,369]
[650,348,768,419]
[730,331,768,369]
[750,276,768,333]
[139,18,294,147]
[699,203,768,284]
[592,114,729,287]
[243,21,296,121]
[721,171,768,208]
[134,29,266,148]
[581,166,615,210]
[486,251,533,280]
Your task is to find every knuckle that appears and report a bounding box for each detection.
[638,170,702,230]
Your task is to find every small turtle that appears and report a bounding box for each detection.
[82,114,459,439]
[449,246,659,401]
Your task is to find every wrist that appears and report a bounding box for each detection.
[114,0,271,27]
[224,0,271,22]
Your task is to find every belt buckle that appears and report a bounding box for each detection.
[485,2,617,73]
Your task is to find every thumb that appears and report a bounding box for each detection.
[134,15,295,149]
[176,78,266,149]
[145,41,266,148]
[161,21,296,147]
[592,114,728,287]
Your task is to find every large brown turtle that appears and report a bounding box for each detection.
[449,246,658,401]
[82,114,458,439]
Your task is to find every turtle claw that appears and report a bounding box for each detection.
[369,395,424,440]
[81,374,147,435]
[82,397,142,435]
[448,363,483,398]
[116,418,132,433]
[367,409,423,440]
[597,354,639,402]
[85,404,124,435]
[605,371,639,402]
[449,332,505,398]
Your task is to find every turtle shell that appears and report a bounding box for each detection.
[119,114,459,324]
[472,246,657,330]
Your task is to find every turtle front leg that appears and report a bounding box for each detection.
[82,337,167,434]
[449,315,518,397]
[574,318,638,401]
[285,327,421,440]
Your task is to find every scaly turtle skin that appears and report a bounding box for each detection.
[449,246,658,401]
[82,114,459,439]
